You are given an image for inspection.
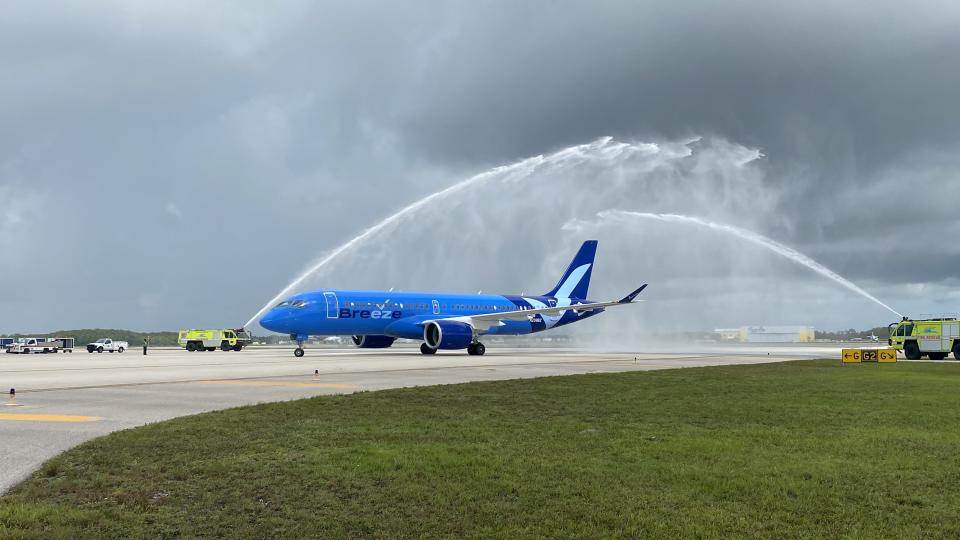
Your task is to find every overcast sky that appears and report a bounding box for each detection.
[1,1,958,334]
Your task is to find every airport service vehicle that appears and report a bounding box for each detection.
[888,317,960,360]
[0,338,13,350]
[260,240,647,357]
[7,337,74,354]
[178,328,252,352]
[86,338,127,353]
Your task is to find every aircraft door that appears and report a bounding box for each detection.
[432,300,440,315]
[323,292,339,319]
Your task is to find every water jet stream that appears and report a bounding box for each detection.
[595,210,902,318]
[244,137,646,329]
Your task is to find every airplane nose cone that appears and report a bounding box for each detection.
[259,310,283,332]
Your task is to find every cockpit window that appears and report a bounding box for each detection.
[291,300,306,308]
[276,301,292,307]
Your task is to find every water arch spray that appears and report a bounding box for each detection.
[243,138,652,328]
[590,210,902,318]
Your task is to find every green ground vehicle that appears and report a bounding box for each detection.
[178,328,252,352]
[888,318,960,360]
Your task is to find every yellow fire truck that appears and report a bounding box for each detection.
[888,318,960,360]
[178,328,252,352]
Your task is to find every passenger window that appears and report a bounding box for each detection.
[904,324,914,336]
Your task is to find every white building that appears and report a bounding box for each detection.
[714,326,816,343]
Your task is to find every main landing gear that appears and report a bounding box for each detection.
[419,342,486,355]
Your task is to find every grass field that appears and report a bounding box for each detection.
[2,360,960,538]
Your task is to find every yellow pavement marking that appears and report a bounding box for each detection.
[0,413,101,423]
[194,380,355,389]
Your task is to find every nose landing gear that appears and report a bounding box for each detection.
[289,333,312,358]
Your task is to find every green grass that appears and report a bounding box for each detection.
[3,360,960,538]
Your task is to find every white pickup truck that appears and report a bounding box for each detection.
[86,338,128,353]
[7,338,72,354]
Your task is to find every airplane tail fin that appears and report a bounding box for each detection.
[544,240,598,299]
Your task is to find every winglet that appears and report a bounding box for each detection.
[618,284,648,304]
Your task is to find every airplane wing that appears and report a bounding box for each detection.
[440,284,647,332]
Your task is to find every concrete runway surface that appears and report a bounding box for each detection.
[0,345,830,494]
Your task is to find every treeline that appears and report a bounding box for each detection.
[2,329,181,347]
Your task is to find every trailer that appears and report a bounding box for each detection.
[0,338,13,350]
[54,337,75,352]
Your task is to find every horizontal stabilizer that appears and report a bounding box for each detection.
[618,284,648,304]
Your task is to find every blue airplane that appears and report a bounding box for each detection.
[259,240,646,357]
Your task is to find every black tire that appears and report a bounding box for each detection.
[294,347,305,358]
[420,343,437,355]
[23,348,30,354]
[930,353,948,360]
[221,341,232,352]
[97,346,104,353]
[207,347,216,352]
[473,343,485,356]
[118,347,124,353]
[186,342,196,352]
[954,342,960,361]
[904,341,921,360]
[233,344,243,352]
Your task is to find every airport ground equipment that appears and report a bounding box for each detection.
[888,318,960,360]
[86,338,127,353]
[54,337,74,352]
[7,337,73,354]
[0,338,13,350]
[178,328,252,352]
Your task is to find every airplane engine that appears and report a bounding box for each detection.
[352,335,396,348]
[423,321,473,350]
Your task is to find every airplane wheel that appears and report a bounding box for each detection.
[420,343,437,355]
[468,343,486,356]
[294,347,305,358]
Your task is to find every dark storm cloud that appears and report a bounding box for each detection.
[0,0,957,331]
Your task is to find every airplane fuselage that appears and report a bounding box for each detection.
[257,240,643,356]
[259,289,601,340]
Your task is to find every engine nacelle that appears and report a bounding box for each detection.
[352,335,396,349]
[423,321,473,350]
